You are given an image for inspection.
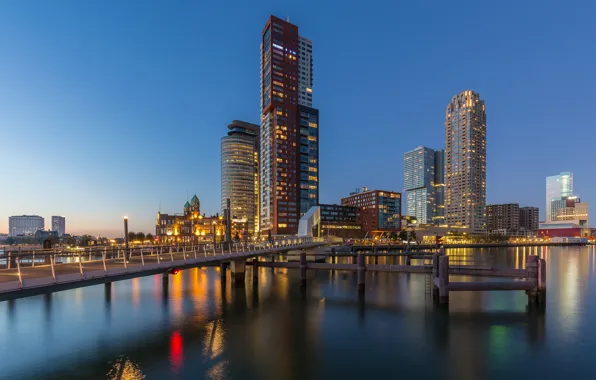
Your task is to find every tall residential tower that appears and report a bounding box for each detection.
[444,90,486,232]
[404,146,444,224]
[260,16,319,236]
[221,120,260,237]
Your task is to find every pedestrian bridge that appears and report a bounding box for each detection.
[0,238,324,300]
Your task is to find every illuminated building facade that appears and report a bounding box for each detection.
[404,146,444,224]
[445,90,486,232]
[553,196,588,227]
[9,215,44,237]
[221,120,260,238]
[546,172,573,221]
[260,15,319,236]
[155,195,225,243]
[341,187,401,236]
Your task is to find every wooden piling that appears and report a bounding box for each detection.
[357,254,366,292]
[300,250,307,288]
[253,258,259,283]
[438,255,449,303]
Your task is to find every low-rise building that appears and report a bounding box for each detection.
[341,187,401,237]
[298,204,363,238]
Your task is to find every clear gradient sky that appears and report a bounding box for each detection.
[1,0,594,237]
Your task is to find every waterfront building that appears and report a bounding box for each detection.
[260,15,319,236]
[221,120,260,238]
[486,203,520,233]
[155,195,225,243]
[519,207,539,231]
[297,204,363,238]
[444,90,486,232]
[553,196,588,227]
[8,215,44,237]
[404,146,445,224]
[51,216,66,237]
[341,187,401,237]
[546,172,573,221]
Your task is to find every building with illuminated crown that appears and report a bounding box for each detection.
[155,195,225,243]
[444,90,486,232]
[260,15,319,236]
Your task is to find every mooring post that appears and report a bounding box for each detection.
[438,255,449,304]
[405,254,411,266]
[357,253,366,293]
[538,258,546,303]
[253,257,259,283]
[300,250,307,288]
[526,255,543,305]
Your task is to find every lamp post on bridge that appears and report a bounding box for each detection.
[124,216,129,261]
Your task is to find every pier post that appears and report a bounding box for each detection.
[220,262,227,280]
[230,259,246,287]
[526,255,546,305]
[300,250,307,288]
[438,255,449,304]
[253,258,259,283]
[405,254,411,266]
[357,253,366,293]
[162,271,169,285]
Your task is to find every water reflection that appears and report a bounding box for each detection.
[0,247,595,379]
[106,357,145,380]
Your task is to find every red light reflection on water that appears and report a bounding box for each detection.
[169,331,183,373]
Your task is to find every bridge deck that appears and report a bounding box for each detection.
[0,243,323,300]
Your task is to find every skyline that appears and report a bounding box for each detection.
[2,0,595,236]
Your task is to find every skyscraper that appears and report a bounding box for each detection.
[403,146,444,224]
[444,90,486,232]
[221,120,260,237]
[260,15,319,236]
[51,216,66,236]
[8,215,44,237]
[546,172,573,221]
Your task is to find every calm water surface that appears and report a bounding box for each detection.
[0,246,595,379]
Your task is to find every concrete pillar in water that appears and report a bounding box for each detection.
[253,257,259,283]
[526,255,546,306]
[230,259,246,287]
[300,250,307,288]
[220,262,227,281]
[162,271,169,285]
[438,255,449,304]
[357,254,366,293]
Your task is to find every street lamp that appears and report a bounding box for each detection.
[123,216,129,262]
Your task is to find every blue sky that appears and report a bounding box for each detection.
[1,0,594,236]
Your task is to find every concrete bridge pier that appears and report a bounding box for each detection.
[253,258,259,283]
[220,262,227,281]
[357,254,365,293]
[230,259,246,287]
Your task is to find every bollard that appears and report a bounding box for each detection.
[357,253,366,293]
[300,250,307,288]
[438,255,449,303]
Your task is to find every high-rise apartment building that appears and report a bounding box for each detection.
[341,187,401,236]
[486,203,520,232]
[546,172,573,221]
[51,216,66,236]
[8,215,44,237]
[221,120,260,237]
[260,15,319,235]
[445,90,486,232]
[519,207,539,231]
[404,146,445,224]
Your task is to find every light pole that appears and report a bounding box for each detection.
[124,216,129,261]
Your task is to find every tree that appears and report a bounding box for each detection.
[408,231,417,243]
[128,232,136,242]
[398,230,408,242]
[4,237,15,245]
[389,232,398,241]
[146,233,153,241]
[136,232,145,241]
[267,230,272,244]
[234,232,240,242]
